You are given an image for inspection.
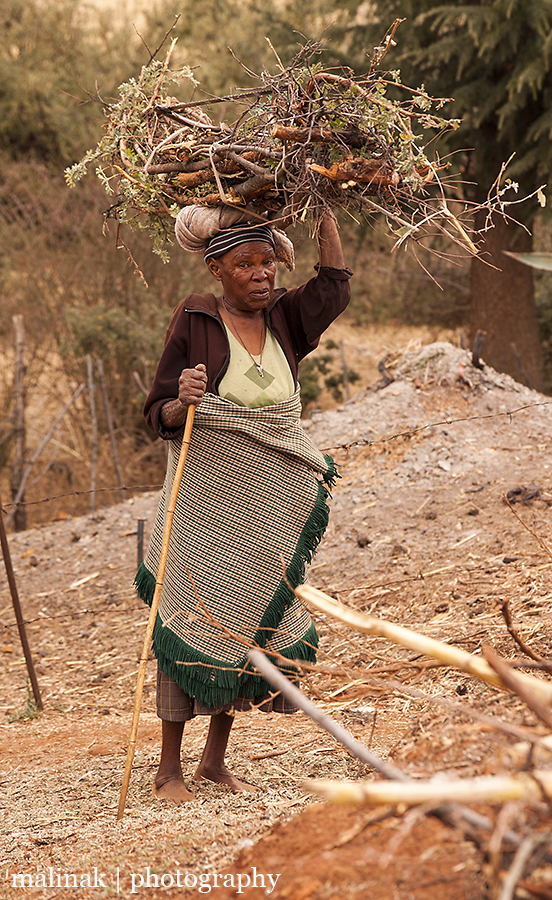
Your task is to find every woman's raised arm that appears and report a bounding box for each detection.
[316,211,346,269]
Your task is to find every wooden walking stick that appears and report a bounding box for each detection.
[117,404,196,820]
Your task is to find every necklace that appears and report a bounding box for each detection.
[222,302,266,378]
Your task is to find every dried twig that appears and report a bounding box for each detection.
[488,802,524,897]
[503,493,552,560]
[499,833,552,900]
[499,599,552,672]
[248,649,538,852]
[483,645,552,732]
[248,649,413,782]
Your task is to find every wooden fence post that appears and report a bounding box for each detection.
[5,383,86,530]
[86,355,98,511]
[0,496,42,709]
[96,359,125,502]
[10,316,26,532]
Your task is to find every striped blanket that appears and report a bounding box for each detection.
[134,391,336,707]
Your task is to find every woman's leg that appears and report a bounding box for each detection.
[154,669,195,802]
[194,712,259,792]
[153,720,195,802]
[153,671,258,795]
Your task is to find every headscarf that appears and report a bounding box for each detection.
[174,205,295,271]
[203,224,275,261]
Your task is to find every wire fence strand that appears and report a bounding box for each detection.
[2,398,551,514]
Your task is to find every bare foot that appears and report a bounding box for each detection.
[193,763,260,793]
[152,776,195,804]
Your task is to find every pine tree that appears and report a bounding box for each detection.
[340,0,552,388]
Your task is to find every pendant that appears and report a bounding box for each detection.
[256,363,264,378]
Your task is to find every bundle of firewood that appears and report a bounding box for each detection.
[65,28,523,262]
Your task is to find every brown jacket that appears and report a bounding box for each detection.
[144,264,353,439]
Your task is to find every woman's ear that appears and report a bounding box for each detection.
[207,258,223,281]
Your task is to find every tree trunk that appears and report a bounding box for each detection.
[470,211,543,391]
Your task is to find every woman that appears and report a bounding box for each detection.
[135,211,351,803]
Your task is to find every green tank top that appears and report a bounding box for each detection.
[218,324,295,408]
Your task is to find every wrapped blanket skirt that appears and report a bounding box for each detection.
[134,391,336,712]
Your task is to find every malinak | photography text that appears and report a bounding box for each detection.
[5,866,281,894]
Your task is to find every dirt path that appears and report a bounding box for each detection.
[1,341,552,899]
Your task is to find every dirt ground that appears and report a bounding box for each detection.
[2,338,552,899]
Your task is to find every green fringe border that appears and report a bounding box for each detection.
[134,454,338,707]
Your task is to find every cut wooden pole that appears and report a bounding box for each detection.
[117,404,196,820]
[0,494,42,710]
[86,355,98,512]
[294,584,552,706]
[305,770,552,808]
[96,359,125,502]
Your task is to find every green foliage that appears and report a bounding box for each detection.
[165,0,272,96]
[0,156,193,432]
[65,59,198,258]
[325,369,361,401]
[298,357,323,410]
[64,299,166,375]
[65,29,460,260]
[299,341,361,411]
[7,681,41,723]
[411,0,552,210]
[262,0,552,222]
[0,0,150,163]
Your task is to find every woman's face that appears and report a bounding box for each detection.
[208,241,276,315]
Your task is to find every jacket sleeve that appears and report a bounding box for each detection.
[275,265,353,360]
[143,302,189,440]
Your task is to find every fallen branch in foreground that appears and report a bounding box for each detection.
[248,649,534,852]
[304,771,552,808]
[248,648,408,782]
[484,645,552,732]
[294,584,552,706]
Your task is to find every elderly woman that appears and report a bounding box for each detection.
[135,211,351,803]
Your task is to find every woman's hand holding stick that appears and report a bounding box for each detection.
[160,363,207,429]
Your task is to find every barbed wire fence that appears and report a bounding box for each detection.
[1,396,551,516]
